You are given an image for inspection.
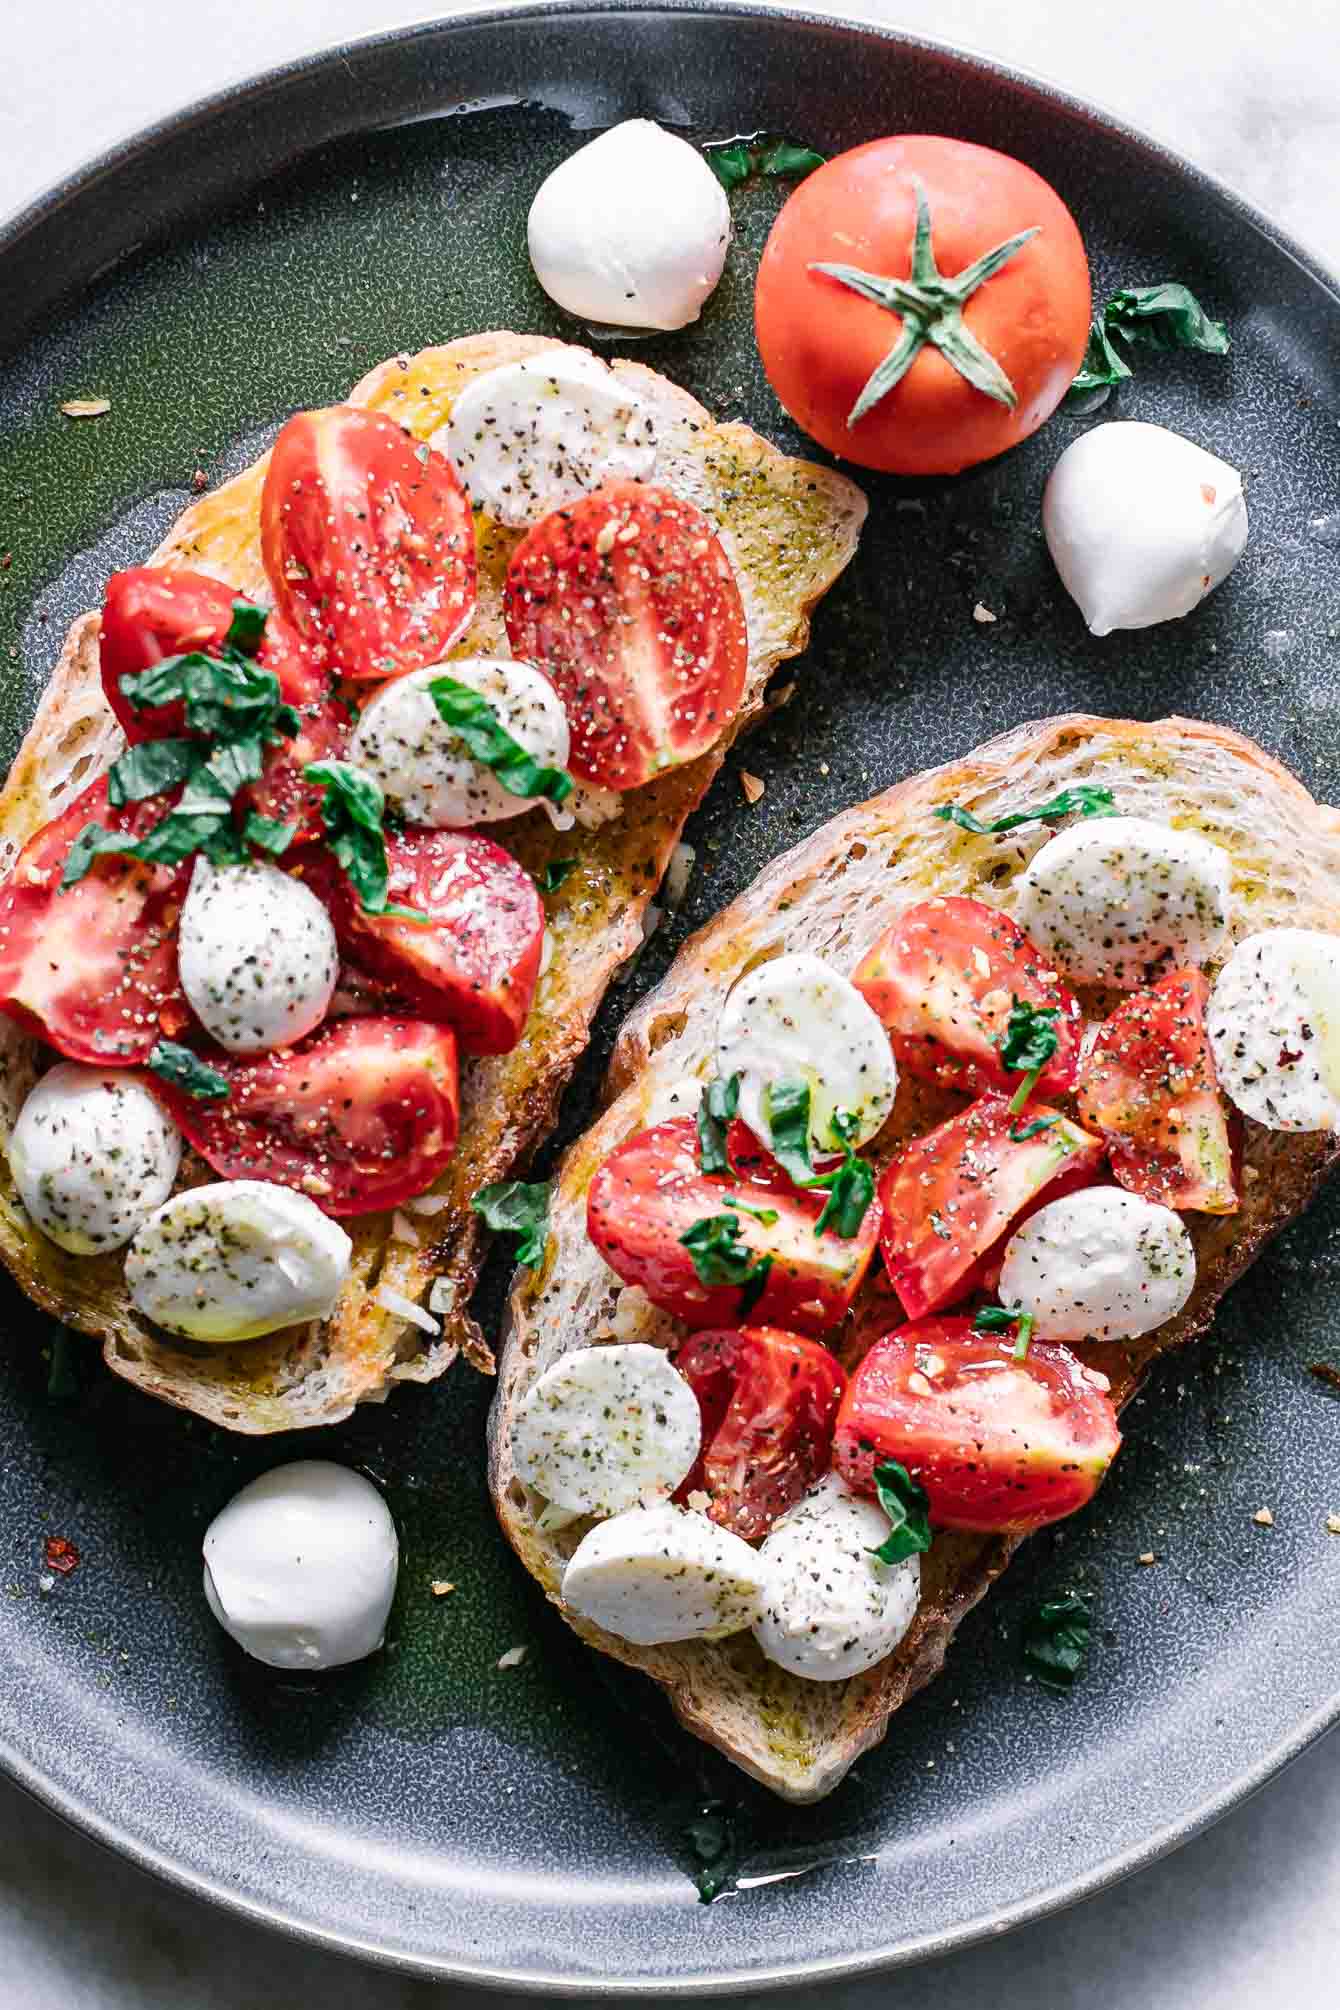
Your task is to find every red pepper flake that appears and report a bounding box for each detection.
[43,1536,80,1576]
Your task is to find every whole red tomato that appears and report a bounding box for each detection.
[755,135,1090,475]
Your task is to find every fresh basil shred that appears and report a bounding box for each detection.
[1066,282,1229,407]
[760,1079,873,1237]
[696,1073,740,1175]
[998,999,1061,1115]
[148,1040,230,1101]
[1010,1114,1060,1144]
[223,597,268,656]
[428,676,574,808]
[974,1303,1035,1361]
[869,1459,933,1566]
[933,784,1115,836]
[471,1180,551,1268]
[537,858,577,894]
[1021,1591,1092,1690]
[683,1800,739,1904]
[304,760,426,921]
[763,1076,815,1186]
[679,1213,772,1319]
[704,134,825,191]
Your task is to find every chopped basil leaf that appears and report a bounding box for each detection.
[1069,317,1133,399]
[679,1213,772,1319]
[121,649,298,746]
[998,998,1060,1116]
[683,1800,738,1905]
[59,808,247,887]
[869,1459,932,1566]
[933,784,1116,836]
[428,676,574,807]
[761,1083,872,1238]
[471,1179,550,1268]
[148,1039,230,1101]
[1010,1115,1060,1143]
[974,1303,1035,1361]
[537,858,577,894]
[1066,282,1228,406]
[242,812,297,856]
[704,134,825,190]
[705,141,753,190]
[696,1072,740,1176]
[304,759,426,921]
[223,598,269,657]
[813,1117,875,1239]
[722,1195,779,1227]
[106,737,199,807]
[758,139,826,179]
[1021,1591,1092,1690]
[764,1075,815,1186]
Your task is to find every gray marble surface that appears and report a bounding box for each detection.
[2,0,1339,2002]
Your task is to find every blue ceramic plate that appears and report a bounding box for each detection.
[1,3,1339,1990]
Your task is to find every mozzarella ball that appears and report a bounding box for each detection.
[442,350,656,529]
[512,1343,701,1517]
[126,1180,352,1342]
[10,1064,181,1254]
[753,1473,920,1682]
[717,951,898,1157]
[178,859,337,1054]
[203,1461,398,1670]
[561,1503,768,1645]
[1014,815,1230,986]
[1208,927,1340,1131]
[528,119,732,332]
[999,1186,1196,1343]
[1043,421,1248,635]
[349,659,570,827]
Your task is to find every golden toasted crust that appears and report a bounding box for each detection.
[0,334,866,1431]
[490,712,1340,1801]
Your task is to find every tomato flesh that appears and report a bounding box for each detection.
[0,778,190,1064]
[260,406,477,681]
[502,480,748,790]
[833,1316,1121,1533]
[673,1326,846,1541]
[147,1016,459,1216]
[854,895,1082,1098]
[99,567,239,741]
[879,1093,1105,1319]
[1078,968,1237,1213]
[299,828,544,1056]
[586,1116,880,1337]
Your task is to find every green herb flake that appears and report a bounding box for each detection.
[223,598,269,657]
[974,1303,1035,1361]
[1009,1115,1060,1143]
[147,1040,230,1101]
[242,812,297,856]
[305,759,426,920]
[696,1072,740,1176]
[704,134,825,191]
[1021,1591,1092,1690]
[763,1075,815,1186]
[933,784,1116,836]
[683,1800,739,1904]
[537,858,577,894]
[679,1213,772,1319]
[998,999,1061,1115]
[428,676,574,808]
[106,737,200,807]
[1066,282,1228,406]
[471,1180,550,1269]
[722,1195,780,1227]
[869,1459,933,1566]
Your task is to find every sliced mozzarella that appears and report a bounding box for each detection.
[999,1186,1195,1343]
[349,658,571,827]
[753,1472,920,1682]
[177,859,337,1054]
[1207,927,1340,1131]
[10,1063,181,1255]
[716,951,897,1156]
[1043,421,1249,635]
[203,1461,398,1670]
[126,1180,352,1343]
[1014,815,1230,986]
[513,1343,701,1517]
[527,120,731,334]
[442,349,656,529]
[561,1502,768,1645]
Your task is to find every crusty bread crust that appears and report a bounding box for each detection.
[490,713,1340,1801]
[0,335,865,1431]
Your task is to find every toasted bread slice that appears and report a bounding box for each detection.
[490,713,1340,1802]
[0,334,865,1431]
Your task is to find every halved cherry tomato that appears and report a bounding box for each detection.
[854,895,1082,1098]
[0,778,190,1064]
[502,481,748,790]
[299,828,544,1056]
[260,406,477,681]
[1078,968,1237,1213]
[755,136,1091,475]
[673,1326,846,1541]
[99,567,239,741]
[244,630,352,846]
[879,1093,1105,1319]
[833,1316,1121,1533]
[586,1117,880,1337]
[147,1017,459,1216]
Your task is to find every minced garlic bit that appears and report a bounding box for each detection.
[1253,1506,1275,1527]
[740,771,765,804]
[497,1644,529,1670]
[1327,1514,1340,1536]
[1138,1551,1158,1566]
[60,396,111,418]
[972,601,998,624]
[430,1580,456,1597]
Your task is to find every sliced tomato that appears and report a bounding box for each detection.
[298,828,544,1056]
[0,777,190,1064]
[260,406,477,681]
[1077,968,1237,1213]
[587,1117,880,1337]
[502,480,748,790]
[854,896,1082,1098]
[833,1316,1121,1533]
[245,618,352,844]
[879,1093,1105,1319]
[673,1326,846,1541]
[99,567,239,740]
[147,1017,458,1216]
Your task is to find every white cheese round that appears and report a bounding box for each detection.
[442,349,656,528]
[512,1343,701,1517]
[177,858,338,1054]
[561,1502,768,1645]
[10,1064,181,1255]
[999,1186,1196,1343]
[1043,421,1249,635]
[716,951,898,1156]
[1013,815,1230,987]
[527,120,731,332]
[753,1473,920,1682]
[1208,927,1340,1131]
[203,1461,398,1670]
[126,1180,352,1342]
[349,658,570,827]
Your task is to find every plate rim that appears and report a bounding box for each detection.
[2,0,1339,1990]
